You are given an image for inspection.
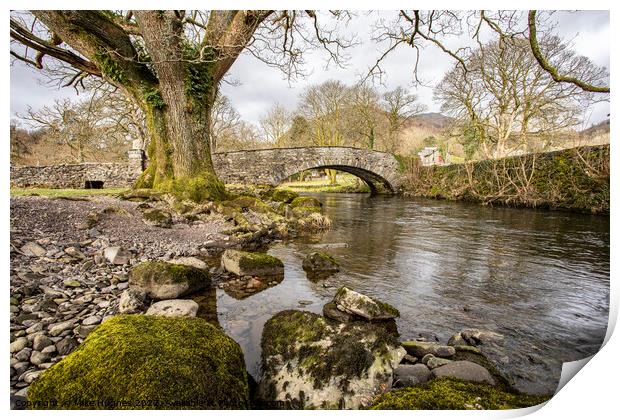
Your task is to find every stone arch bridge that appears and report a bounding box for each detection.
[213,147,405,193]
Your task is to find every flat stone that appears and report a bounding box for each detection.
[322,301,355,323]
[41,345,57,354]
[82,315,102,326]
[104,246,132,265]
[401,340,456,358]
[333,286,399,321]
[426,356,452,369]
[21,242,47,257]
[63,279,82,288]
[221,249,284,277]
[146,299,199,317]
[48,320,75,337]
[393,364,431,388]
[10,337,29,353]
[22,370,42,384]
[431,360,495,385]
[169,256,208,270]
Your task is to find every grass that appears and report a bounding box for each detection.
[281,173,370,193]
[10,187,129,198]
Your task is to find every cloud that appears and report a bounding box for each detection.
[10,10,610,128]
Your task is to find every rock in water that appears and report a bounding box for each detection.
[430,361,496,385]
[393,364,431,388]
[220,249,284,277]
[27,315,250,409]
[332,286,399,321]
[146,299,199,317]
[129,261,209,300]
[168,256,208,270]
[302,252,339,275]
[401,340,456,358]
[259,310,406,409]
[103,246,132,265]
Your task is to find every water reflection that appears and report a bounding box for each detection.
[198,194,609,395]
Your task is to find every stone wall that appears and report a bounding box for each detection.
[10,147,404,192]
[10,162,143,189]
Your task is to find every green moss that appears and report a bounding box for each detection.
[157,172,228,203]
[291,206,322,218]
[405,145,609,214]
[271,188,299,203]
[142,86,166,109]
[368,377,549,410]
[28,315,249,409]
[230,250,284,271]
[290,196,322,208]
[130,261,209,291]
[227,195,273,214]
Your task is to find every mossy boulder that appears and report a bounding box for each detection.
[141,208,173,228]
[220,249,284,277]
[259,310,406,409]
[368,377,549,410]
[291,206,322,218]
[290,196,322,208]
[302,252,339,275]
[129,261,210,300]
[27,315,250,409]
[333,286,400,321]
[227,195,273,214]
[271,188,299,203]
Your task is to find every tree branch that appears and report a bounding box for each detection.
[528,10,610,93]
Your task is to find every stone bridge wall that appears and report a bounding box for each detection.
[213,147,404,191]
[10,147,404,192]
[10,162,143,189]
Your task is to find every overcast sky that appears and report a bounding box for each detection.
[10,10,610,128]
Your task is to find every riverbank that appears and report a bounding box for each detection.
[401,145,609,214]
[9,186,330,400]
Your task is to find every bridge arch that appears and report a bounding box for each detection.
[212,147,404,193]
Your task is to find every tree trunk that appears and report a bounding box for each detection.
[325,169,338,185]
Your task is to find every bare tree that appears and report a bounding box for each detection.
[435,35,607,159]
[10,10,355,196]
[381,87,427,153]
[260,104,292,147]
[209,94,241,152]
[348,84,383,149]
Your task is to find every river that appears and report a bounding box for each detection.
[202,193,610,395]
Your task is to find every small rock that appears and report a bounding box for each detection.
[48,320,75,337]
[393,364,431,388]
[10,337,29,353]
[82,315,102,326]
[15,348,32,362]
[118,289,148,314]
[56,337,78,356]
[220,249,284,277]
[64,246,86,259]
[41,345,57,354]
[30,350,50,366]
[21,242,47,257]
[333,286,399,321]
[33,335,53,351]
[63,279,82,288]
[301,252,339,274]
[402,354,418,365]
[22,370,42,384]
[104,246,132,265]
[401,340,456,358]
[431,361,495,385]
[426,356,452,369]
[322,301,355,323]
[146,299,199,317]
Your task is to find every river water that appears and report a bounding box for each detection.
[204,193,609,395]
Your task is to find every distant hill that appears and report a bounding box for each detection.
[580,119,610,137]
[405,112,453,131]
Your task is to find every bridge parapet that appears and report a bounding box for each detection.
[212,147,404,193]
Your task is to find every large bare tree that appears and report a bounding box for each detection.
[10,10,353,198]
